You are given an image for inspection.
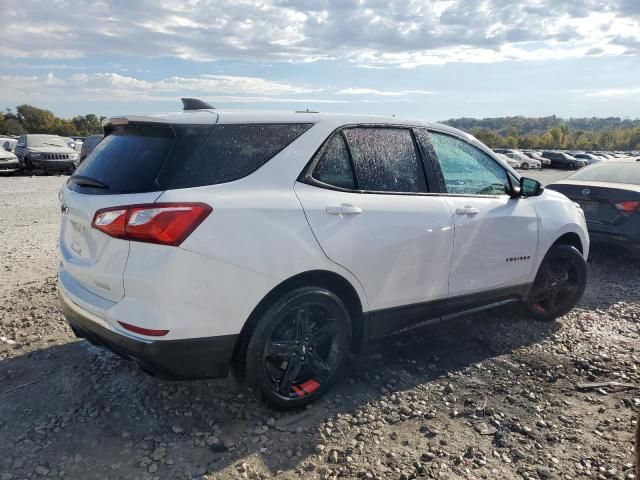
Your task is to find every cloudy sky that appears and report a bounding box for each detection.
[1,0,639,121]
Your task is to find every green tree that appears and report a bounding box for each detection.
[16,105,57,133]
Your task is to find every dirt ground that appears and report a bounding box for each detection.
[0,174,639,480]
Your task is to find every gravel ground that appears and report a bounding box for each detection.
[1,173,639,480]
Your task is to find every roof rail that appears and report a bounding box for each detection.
[181,98,215,111]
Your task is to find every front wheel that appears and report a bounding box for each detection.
[244,287,352,410]
[568,162,576,170]
[523,244,587,321]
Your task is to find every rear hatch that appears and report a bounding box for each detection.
[548,180,640,227]
[60,119,215,301]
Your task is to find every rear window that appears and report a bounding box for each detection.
[69,124,181,194]
[68,122,311,194]
[568,163,640,185]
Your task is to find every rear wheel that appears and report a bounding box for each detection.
[244,287,351,410]
[523,244,587,321]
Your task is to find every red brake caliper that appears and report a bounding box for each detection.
[292,379,321,397]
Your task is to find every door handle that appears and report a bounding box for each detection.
[326,204,362,216]
[455,206,480,216]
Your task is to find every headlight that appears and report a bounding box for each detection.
[30,153,42,159]
[69,153,78,159]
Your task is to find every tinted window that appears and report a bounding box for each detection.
[70,124,180,194]
[162,123,311,189]
[568,162,640,184]
[69,123,310,194]
[312,134,355,189]
[429,131,510,195]
[343,128,427,193]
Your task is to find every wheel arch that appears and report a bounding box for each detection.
[552,232,583,254]
[231,270,366,377]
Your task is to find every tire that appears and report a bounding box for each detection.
[244,287,352,410]
[522,244,587,321]
[568,162,576,170]
[522,163,529,170]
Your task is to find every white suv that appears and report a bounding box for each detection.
[58,100,589,409]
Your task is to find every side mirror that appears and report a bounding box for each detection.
[520,177,544,197]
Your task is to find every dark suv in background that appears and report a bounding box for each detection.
[79,134,103,163]
[541,151,587,170]
[14,134,79,174]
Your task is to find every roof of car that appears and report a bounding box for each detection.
[104,108,475,132]
[103,108,482,144]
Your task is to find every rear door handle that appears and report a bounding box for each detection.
[326,204,362,216]
[455,206,480,216]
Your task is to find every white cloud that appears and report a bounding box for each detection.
[0,0,638,67]
[0,73,350,104]
[336,88,434,96]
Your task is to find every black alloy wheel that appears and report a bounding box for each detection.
[244,287,351,410]
[524,244,587,321]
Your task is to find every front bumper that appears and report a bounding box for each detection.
[0,159,20,171]
[589,229,640,258]
[31,158,77,171]
[59,282,238,380]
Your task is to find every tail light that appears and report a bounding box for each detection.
[614,201,640,214]
[92,203,212,246]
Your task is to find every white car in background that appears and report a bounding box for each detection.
[505,151,541,169]
[58,100,589,409]
[498,153,521,168]
[1,137,18,152]
[0,146,19,172]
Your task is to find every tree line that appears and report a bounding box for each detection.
[0,105,105,137]
[2,105,638,150]
[443,115,640,151]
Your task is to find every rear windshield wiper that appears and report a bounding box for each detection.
[68,175,109,189]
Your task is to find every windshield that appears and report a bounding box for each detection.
[568,162,640,185]
[28,136,68,148]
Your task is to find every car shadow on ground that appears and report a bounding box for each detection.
[0,301,562,479]
[1,248,636,478]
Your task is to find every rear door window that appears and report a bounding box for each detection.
[343,128,427,193]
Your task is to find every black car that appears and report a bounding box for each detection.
[540,151,587,170]
[547,161,640,258]
[79,134,103,163]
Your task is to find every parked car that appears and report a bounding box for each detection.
[58,101,589,409]
[14,134,79,173]
[505,152,541,169]
[573,153,601,165]
[547,161,640,258]
[0,147,19,172]
[1,137,18,152]
[79,134,103,163]
[522,150,551,167]
[541,151,587,170]
[498,153,521,168]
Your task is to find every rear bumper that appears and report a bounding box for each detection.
[589,229,640,258]
[59,281,238,380]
